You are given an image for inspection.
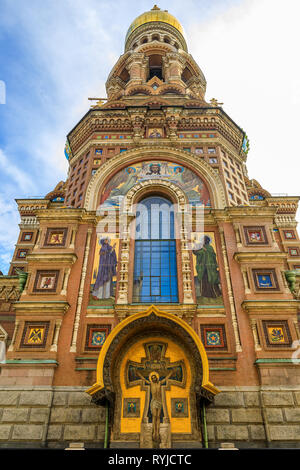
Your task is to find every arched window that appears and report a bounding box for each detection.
[133,196,178,303]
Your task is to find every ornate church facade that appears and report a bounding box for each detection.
[0,6,300,449]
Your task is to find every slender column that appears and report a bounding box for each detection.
[70,227,78,250]
[219,227,242,352]
[50,319,62,352]
[293,319,300,340]
[61,268,71,296]
[241,268,251,294]
[70,228,92,352]
[233,223,242,248]
[8,319,20,351]
[250,319,261,351]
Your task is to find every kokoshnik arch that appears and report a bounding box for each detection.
[0,5,300,449]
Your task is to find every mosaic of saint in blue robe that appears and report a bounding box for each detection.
[92,237,117,300]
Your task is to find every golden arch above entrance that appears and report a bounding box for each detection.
[86,305,220,448]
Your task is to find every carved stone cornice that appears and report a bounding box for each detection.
[0,276,20,302]
[26,253,78,265]
[234,252,287,263]
[36,208,97,224]
[14,300,70,315]
[67,101,246,157]
[242,299,300,314]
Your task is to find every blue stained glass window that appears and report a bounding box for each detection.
[133,197,178,303]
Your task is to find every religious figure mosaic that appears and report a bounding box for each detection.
[99,161,211,209]
[191,232,223,305]
[90,234,119,305]
[125,341,186,446]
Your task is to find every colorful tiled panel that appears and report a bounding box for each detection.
[44,228,68,247]
[200,324,227,350]
[33,270,59,293]
[283,230,296,240]
[252,269,279,291]
[147,128,163,138]
[85,324,111,351]
[21,232,33,242]
[16,249,29,259]
[20,321,50,349]
[262,320,292,347]
[288,247,300,257]
[171,398,189,418]
[123,398,140,418]
[244,226,268,245]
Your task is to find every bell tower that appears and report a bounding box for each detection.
[106,5,206,101]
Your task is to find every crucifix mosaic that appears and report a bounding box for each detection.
[125,342,186,445]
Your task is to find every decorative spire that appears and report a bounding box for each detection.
[152,5,160,10]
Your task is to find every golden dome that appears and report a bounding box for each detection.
[125,5,185,42]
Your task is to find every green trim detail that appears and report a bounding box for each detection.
[208,357,237,361]
[255,359,300,364]
[75,357,98,361]
[210,367,236,371]
[5,360,58,365]
[75,368,97,371]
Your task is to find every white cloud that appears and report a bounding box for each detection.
[187,0,300,215]
[0,0,299,275]
[0,194,19,274]
[0,149,35,193]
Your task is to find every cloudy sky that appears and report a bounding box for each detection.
[0,0,299,273]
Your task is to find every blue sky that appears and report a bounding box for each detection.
[0,0,299,273]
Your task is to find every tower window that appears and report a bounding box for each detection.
[148,55,164,81]
[133,196,178,303]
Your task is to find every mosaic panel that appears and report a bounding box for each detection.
[99,161,211,209]
[44,228,68,247]
[85,324,111,351]
[33,270,59,293]
[244,226,268,245]
[20,321,50,349]
[288,247,300,257]
[200,324,227,350]
[252,269,279,291]
[16,249,29,259]
[123,398,140,418]
[262,320,292,347]
[90,235,119,305]
[171,398,189,418]
[192,232,223,306]
[283,230,296,240]
[21,232,33,242]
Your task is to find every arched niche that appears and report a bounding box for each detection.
[86,306,220,446]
